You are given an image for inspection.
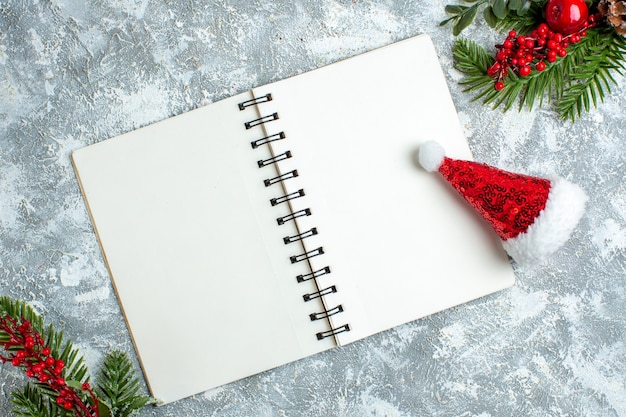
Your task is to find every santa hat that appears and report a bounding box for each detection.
[418,140,587,267]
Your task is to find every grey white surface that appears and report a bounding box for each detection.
[1,1,625,416]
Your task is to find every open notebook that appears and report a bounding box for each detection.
[72,34,515,404]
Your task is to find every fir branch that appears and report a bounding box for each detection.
[0,296,94,416]
[10,384,57,417]
[558,28,626,121]
[0,296,89,384]
[452,28,626,120]
[1,297,152,417]
[96,350,153,417]
[454,36,494,74]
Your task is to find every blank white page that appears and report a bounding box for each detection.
[252,35,515,346]
[72,93,336,404]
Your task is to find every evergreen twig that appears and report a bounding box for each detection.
[1,296,90,416]
[557,27,626,120]
[452,27,626,120]
[11,384,56,417]
[1,296,153,417]
[96,351,153,417]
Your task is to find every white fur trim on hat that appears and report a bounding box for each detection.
[418,140,446,172]
[502,176,588,266]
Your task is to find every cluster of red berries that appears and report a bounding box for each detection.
[1,315,99,416]
[488,15,599,91]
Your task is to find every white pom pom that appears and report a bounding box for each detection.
[418,140,446,172]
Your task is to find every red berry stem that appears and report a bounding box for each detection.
[488,13,601,91]
[0,314,99,417]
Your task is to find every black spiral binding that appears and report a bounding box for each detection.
[296,266,331,282]
[245,113,279,130]
[258,151,292,168]
[316,324,351,341]
[290,247,324,264]
[252,132,286,149]
[270,189,305,206]
[310,305,343,321]
[277,208,311,225]
[284,227,317,244]
[303,285,337,301]
[239,93,350,342]
[265,170,298,187]
[238,93,273,110]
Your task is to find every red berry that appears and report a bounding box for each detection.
[545,0,589,35]
[558,48,567,57]
[42,347,51,356]
[45,357,56,367]
[547,50,558,62]
[494,81,505,91]
[536,61,547,71]
[63,401,73,410]
[525,40,535,49]
[509,30,517,38]
[519,65,532,76]
[12,357,21,366]
[24,339,34,349]
[503,40,514,49]
[488,64,499,77]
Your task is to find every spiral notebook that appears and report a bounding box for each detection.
[72,34,515,404]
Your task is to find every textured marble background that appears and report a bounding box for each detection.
[1,1,625,416]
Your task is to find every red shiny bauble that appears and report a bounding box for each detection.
[545,0,589,35]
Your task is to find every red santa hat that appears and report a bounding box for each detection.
[419,140,587,267]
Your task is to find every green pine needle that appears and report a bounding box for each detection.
[10,384,58,417]
[1,296,153,417]
[96,350,154,417]
[1,296,91,416]
[453,28,626,121]
[0,296,89,383]
[557,28,626,121]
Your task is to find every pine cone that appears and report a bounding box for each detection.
[598,0,626,35]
